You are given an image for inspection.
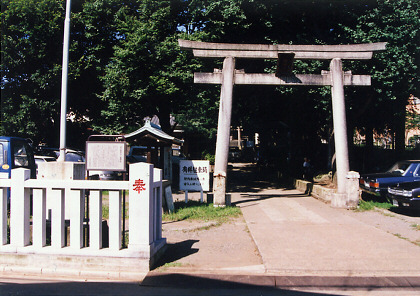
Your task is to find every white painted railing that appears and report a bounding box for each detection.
[0,162,165,260]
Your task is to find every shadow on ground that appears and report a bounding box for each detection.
[1,275,359,296]
[390,207,420,217]
[232,192,309,207]
[152,239,199,270]
[228,163,293,193]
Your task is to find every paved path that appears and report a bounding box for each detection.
[234,190,420,277]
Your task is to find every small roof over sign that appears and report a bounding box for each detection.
[124,120,183,146]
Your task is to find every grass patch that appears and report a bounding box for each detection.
[102,204,109,219]
[356,200,394,212]
[411,224,420,231]
[163,201,241,224]
[162,262,183,268]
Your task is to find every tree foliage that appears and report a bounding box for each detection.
[1,0,64,145]
[1,0,418,164]
[342,0,420,154]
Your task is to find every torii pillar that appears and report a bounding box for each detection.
[179,40,386,206]
[213,57,236,203]
[330,58,349,196]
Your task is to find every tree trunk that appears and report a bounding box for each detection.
[157,96,172,134]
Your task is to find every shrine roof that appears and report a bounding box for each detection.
[124,121,183,146]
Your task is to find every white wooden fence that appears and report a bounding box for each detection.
[0,162,165,277]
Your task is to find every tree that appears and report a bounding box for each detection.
[1,0,64,145]
[343,0,420,156]
[94,0,200,135]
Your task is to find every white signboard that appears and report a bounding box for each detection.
[180,160,210,192]
[86,141,126,171]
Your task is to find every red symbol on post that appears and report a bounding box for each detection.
[133,179,146,193]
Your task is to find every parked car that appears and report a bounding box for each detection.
[36,147,85,162]
[127,146,148,163]
[359,160,420,199]
[0,136,36,179]
[89,170,123,180]
[388,181,420,211]
[34,155,56,165]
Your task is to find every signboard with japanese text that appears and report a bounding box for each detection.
[179,160,210,192]
[86,141,127,171]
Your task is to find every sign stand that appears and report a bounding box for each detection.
[180,160,210,204]
[85,135,127,247]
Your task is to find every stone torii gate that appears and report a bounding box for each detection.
[178,39,386,206]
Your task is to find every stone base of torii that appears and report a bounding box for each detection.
[179,40,386,208]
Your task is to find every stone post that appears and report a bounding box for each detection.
[38,162,85,220]
[128,162,154,253]
[213,57,235,206]
[346,171,360,209]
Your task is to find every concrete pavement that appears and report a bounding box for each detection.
[235,190,420,277]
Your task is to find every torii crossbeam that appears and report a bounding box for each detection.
[179,39,386,207]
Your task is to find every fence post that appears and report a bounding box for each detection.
[153,168,163,242]
[109,190,121,250]
[33,188,47,248]
[89,190,102,250]
[1,187,8,245]
[70,189,85,249]
[128,162,153,251]
[50,188,65,248]
[10,168,31,247]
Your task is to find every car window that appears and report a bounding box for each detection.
[0,144,4,166]
[13,141,29,167]
[414,164,420,177]
[401,163,420,176]
[388,162,411,174]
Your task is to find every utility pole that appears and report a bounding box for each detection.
[58,0,71,162]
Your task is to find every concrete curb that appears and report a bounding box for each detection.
[142,272,420,290]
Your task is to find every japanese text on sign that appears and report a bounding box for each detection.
[86,141,126,171]
[179,160,210,192]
